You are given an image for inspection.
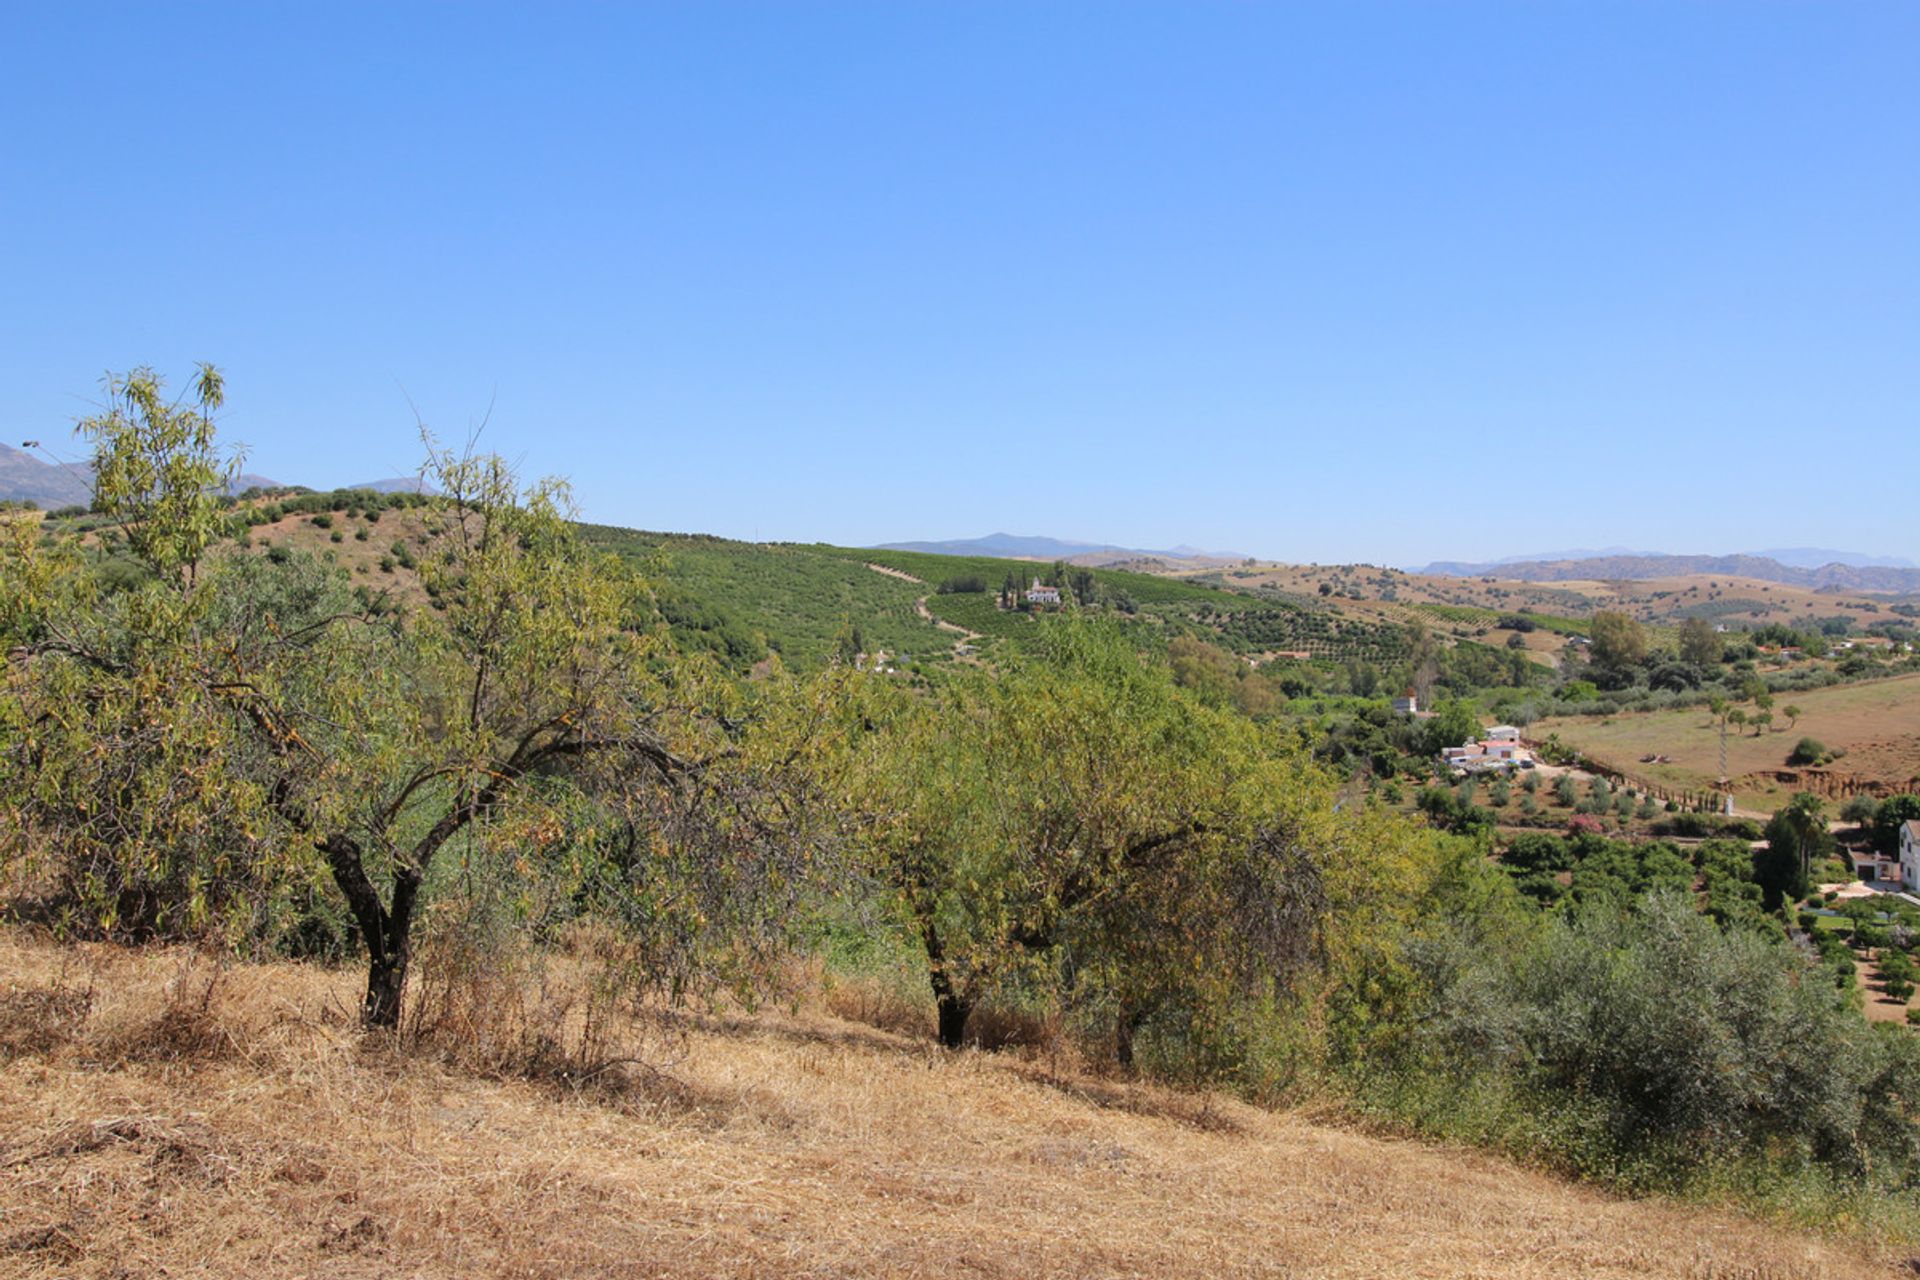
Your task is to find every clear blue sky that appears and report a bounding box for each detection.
[3,3,1915,567]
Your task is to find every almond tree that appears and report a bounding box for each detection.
[3,368,829,1027]
[849,619,1386,1068]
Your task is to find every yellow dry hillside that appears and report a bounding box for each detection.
[0,931,1906,1279]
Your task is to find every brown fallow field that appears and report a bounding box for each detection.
[1532,672,1920,814]
[0,931,1909,1279]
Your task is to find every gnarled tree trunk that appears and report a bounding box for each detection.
[321,834,421,1030]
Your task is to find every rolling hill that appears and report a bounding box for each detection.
[1419,551,1920,592]
[222,500,1419,675]
[874,532,1250,566]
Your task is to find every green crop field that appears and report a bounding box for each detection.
[920,590,1039,640]
[581,528,938,669]
[575,527,1434,672]
[571,525,1443,676]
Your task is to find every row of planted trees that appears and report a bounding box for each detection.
[5,369,1920,1216]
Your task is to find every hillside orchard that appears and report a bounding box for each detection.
[5,368,1920,1243]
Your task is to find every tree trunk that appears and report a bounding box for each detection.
[362,866,421,1030]
[935,990,973,1050]
[1115,1008,1148,1070]
[364,948,407,1029]
[920,919,972,1050]
[320,833,418,1031]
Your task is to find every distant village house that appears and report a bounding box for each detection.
[1440,737,1528,775]
[1025,578,1062,607]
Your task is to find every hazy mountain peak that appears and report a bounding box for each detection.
[873,533,1252,563]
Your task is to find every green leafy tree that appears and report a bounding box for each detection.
[1756,793,1830,909]
[1420,701,1481,756]
[850,619,1405,1068]
[1678,617,1722,666]
[1588,611,1649,670]
[3,374,832,1028]
[1873,795,1920,855]
[1841,795,1880,830]
[82,364,239,585]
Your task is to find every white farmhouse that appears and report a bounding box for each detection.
[1902,819,1920,889]
[1026,578,1062,607]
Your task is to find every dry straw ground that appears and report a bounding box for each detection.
[0,931,1908,1279]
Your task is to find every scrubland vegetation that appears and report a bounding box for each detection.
[5,369,1920,1274]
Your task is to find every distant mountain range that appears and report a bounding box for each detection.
[1427,546,1914,573]
[1747,548,1917,570]
[873,532,1250,565]
[347,476,434,494]
[1418,550,1920,592]
[0,443,282,507]
[0,443,437,507]
[0,444,94,507]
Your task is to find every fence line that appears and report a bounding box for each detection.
[1521,739,1730,814]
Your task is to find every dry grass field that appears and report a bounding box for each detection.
[1194,562,1910,631]
[1533,673,1920,811]
[235,505,439,607]
[0,931,1908,1279]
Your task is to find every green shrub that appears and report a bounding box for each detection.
[1787,737,1831,766]
[1361,892,1920,1200]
